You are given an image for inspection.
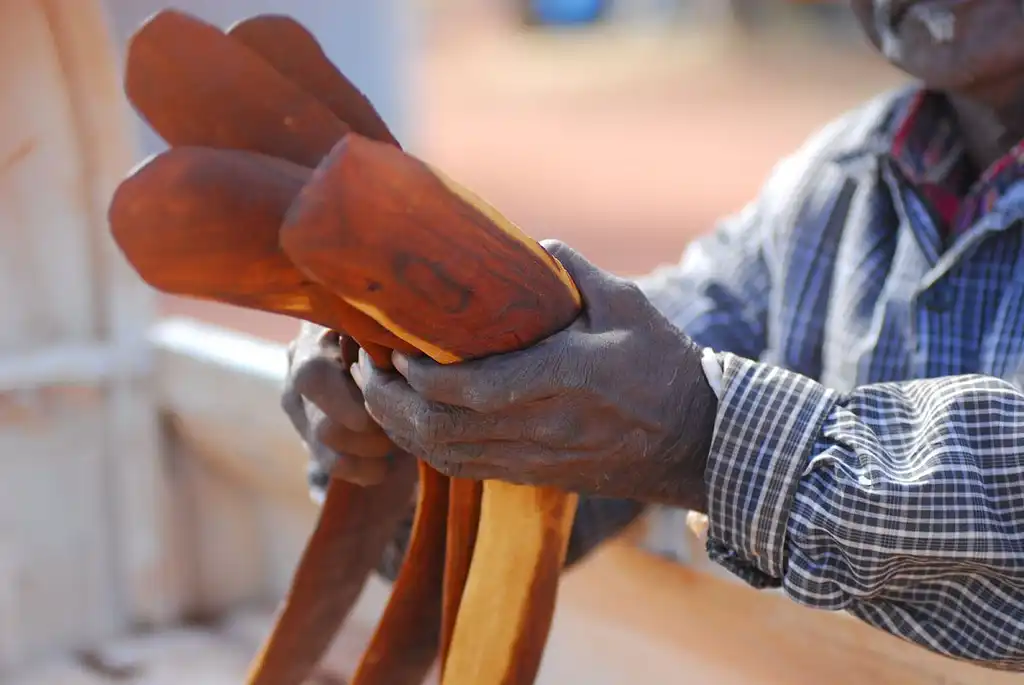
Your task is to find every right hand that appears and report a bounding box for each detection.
[282,322,405,497]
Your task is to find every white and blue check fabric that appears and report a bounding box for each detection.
[636,86,1024,669]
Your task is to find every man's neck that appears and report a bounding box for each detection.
[946,82,1024,171]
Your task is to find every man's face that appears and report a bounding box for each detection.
[849,1,1024,95]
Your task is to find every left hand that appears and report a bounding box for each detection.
[350,240,717,510]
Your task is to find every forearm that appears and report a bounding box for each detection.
[705,353,1024,669]
[374,494,645,582]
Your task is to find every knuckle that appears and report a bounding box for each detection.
[617,279,646,301]
[530,415,575,445]
[291,355,334,396]
[457,380,503,413]
[402,360,434,396]
[539,238,569,257]
[414,409,454,443]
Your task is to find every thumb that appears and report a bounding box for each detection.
[539,239,610,295]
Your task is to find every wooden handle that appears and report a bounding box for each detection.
[282,133,582,685]
[224,19,487,674]
[121,13,453,684]
[245,460,419,684]
[217,18,459,684]
[117,12,581,685]
[443,483,577,685]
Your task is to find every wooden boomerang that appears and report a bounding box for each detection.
[282,134,581,685]
[108,145,435,685]
[225,14,484,677]
[120,10,580,685]
[123,11,446,685]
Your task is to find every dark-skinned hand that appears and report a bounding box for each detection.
[350,240,718,511]
[282,321,409,495]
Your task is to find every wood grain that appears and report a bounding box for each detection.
[443,483,578,685]
[124,9,347,168]
[108,145,427,684]
[245,461,419,685]
[107,145,407,362]
[212,21,457,684]
[120,12,454,680]
[282,132,582,684]
[225,22,491,674]
[118,12,583,685]
[226,15,401,148]
[280,133,581,363]
[440,478,483,673]
[349,466,449,685]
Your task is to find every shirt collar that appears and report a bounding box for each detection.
[833,88,1024,236]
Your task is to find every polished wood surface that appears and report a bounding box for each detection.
[226,14,402,148]
[113,10,584,685]
[124,9,347,168]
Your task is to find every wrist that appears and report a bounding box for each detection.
[652,339,717,512]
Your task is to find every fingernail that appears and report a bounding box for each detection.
[350,361,364,390]
[392,351,409,378]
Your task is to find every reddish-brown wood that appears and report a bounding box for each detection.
[115,12,583,685]
[203,21,458,683]
[349,466,449,685]
[281,134,581,362]
[245,460,419,685]
[107,145,426,684]
[124,9,347,167]
[223,18,491,669]
[281,133,582,684]
[226,15,401,148]
[108,146,405,362]
[121,16,452,682]
[440,478,483,672]
[220,22,489,673]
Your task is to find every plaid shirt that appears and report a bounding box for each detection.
[633,86,1024,669]
[324,86,1024,670]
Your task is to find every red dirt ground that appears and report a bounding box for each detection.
[159,15,905,342]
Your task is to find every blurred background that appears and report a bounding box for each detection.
[149,0,908,342]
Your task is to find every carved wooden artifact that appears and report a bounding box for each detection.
[110,9,580,685]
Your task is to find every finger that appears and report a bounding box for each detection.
[354,360,479,456]
[539,239,611,295]
[330,454,391,487]
[294,355,374,432]
[389,342,569,414]
[314,414,394,460]
[306,438,391,487]
[423,440,560,485]
[541,239,646,327]
[281,379,309,437]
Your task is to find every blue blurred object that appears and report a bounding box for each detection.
[529,0,607,26]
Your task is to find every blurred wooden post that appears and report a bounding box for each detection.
[0,0,183,673]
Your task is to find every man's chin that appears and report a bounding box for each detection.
[875,4,1024,97]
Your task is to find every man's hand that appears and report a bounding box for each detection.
[282,321,406,497]
[350,241,718,510]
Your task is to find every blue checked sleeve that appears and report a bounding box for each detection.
[705,352,1024,670]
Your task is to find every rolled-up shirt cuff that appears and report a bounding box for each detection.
[702,352,838,587]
